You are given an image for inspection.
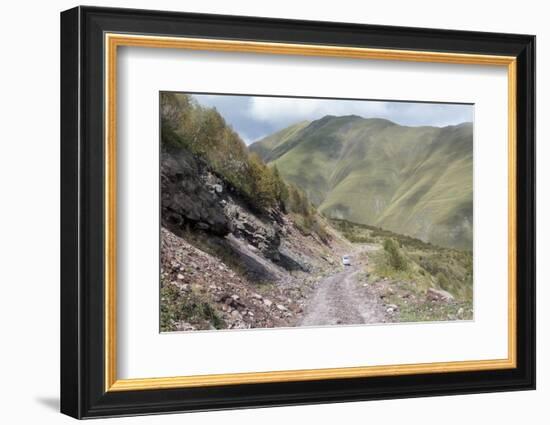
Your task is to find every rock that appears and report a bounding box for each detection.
[253,233,267,242]
[221,295,233,305]
[225,235,282,282]
[276,304,287,312]
[161,148,229,237]
[196,222,210,230]
[263,299,273,307]
[252,293,263,300]
[387,304,398,310]
[175,321,196,332]
[231,310,241,318]
[277,245,311,272]
[427,287,455,302]
[177,274,184,280]
[231,294,240,301]
[457,307,464,316]
[386,307,395,313]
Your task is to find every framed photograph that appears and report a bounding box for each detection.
[60,6,535,419]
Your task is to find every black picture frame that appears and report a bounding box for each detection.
[61,5,535,419]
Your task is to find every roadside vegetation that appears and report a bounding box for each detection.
[160,282,225,332]
[332,218,473,322]
[331,218,472,299]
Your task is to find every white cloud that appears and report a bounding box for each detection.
[249,97,390,125]
[191,93,473,145]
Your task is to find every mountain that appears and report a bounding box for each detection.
[249,115,473,250]
[249,120,311,161]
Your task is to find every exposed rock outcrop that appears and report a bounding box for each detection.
[161,146,314,280]
[161,146,229,236]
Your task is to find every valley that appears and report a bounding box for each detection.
[159,92,473,332]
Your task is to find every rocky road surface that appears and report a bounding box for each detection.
[300,246,388,327]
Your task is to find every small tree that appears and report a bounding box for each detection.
[271,165,289,210]
[248,153,277,209]
[286,184,309,216]
[383,238,408,271]
[194,107,225,155]
[436,272,450,291]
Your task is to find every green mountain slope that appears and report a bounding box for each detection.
[249,116,473,250]
[249,120,311,161]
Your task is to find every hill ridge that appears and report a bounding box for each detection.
[250,115,473,250]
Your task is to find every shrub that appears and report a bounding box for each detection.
[271,165,289,210]
[311,219,330,243]
[436,271,450,291]
[383,238,408,271]
[160,282,225,331]
[161,92,296,213]
[248,153,279,208]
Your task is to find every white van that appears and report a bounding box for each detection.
[342,255,351,266]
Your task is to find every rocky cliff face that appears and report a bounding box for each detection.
[161,146,335,283]
[161,146,229,236]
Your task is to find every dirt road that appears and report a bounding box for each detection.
[300,246,387,327]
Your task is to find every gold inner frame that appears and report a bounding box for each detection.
[104,33,517,392]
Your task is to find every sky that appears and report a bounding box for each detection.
[191,94,473,145]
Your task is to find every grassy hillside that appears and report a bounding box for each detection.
[250,116,473,250]
[249,120,310,161]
